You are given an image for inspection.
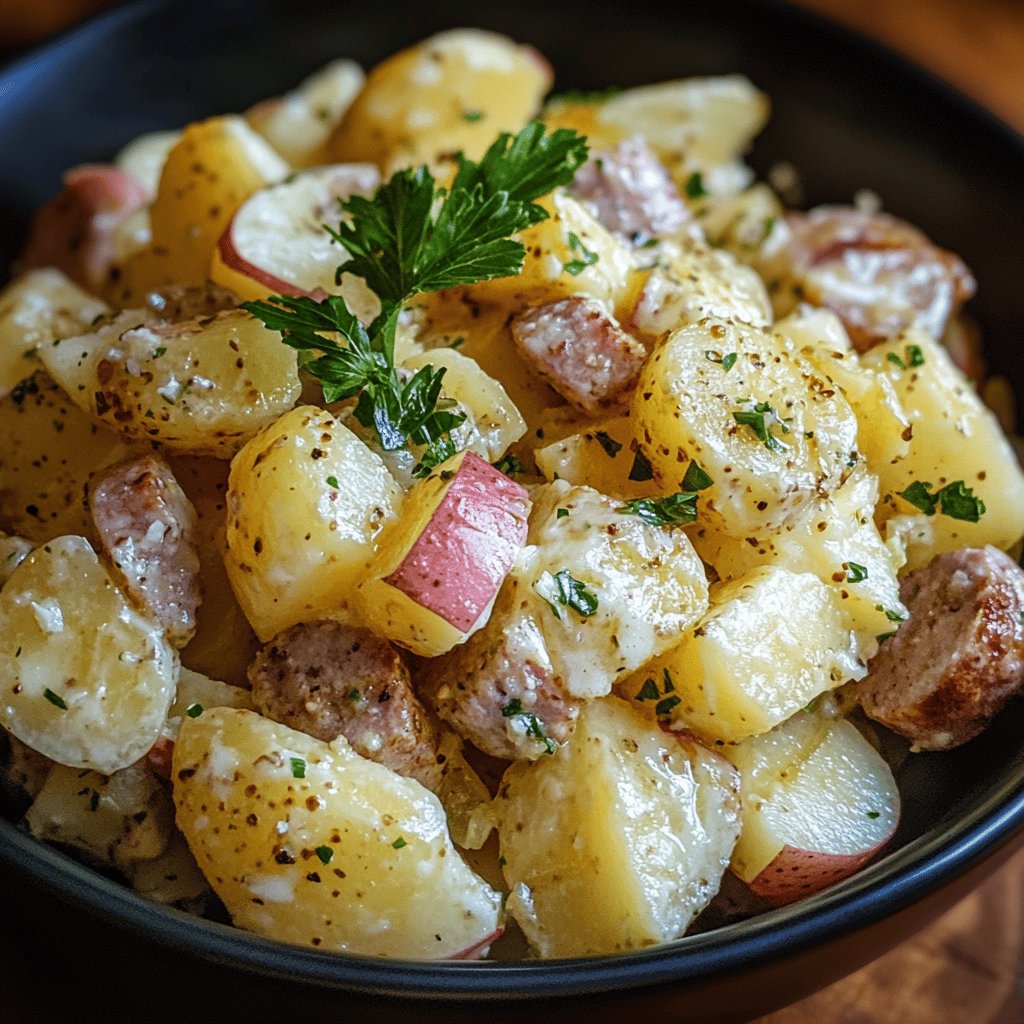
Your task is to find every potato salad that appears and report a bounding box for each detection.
[3,27,1024,960]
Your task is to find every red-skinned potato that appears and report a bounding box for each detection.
[355,450,531,656]
[726,706,899,907]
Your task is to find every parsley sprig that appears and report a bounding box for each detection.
[898,480,986,523]
[243,121,588,468]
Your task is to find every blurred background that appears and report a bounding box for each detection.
[1,0,1023,134]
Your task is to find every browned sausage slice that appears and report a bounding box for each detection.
[418,612,580,762]
[571,137,689,240]
[88,452,202,647]
[511,296,646,414]
[21,165,149,293]
[248,620,446,790]
[781,206,975,351]
[860,546,1024,750]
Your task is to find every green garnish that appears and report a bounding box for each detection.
[185,703,204,718]
[244,122,588,472]
[681,460,713,491]
[501,700,556,755]
[462,109,485,122]
[562,231,599,275]
[547,86,622,106]
[152,346,167,359]
[866,811,881,820]
[655,694,681,717]
[876,631,897,644]
[492,453,525,477]
[705,350,737,372]
[346,687,361,702]
[315,845,334,864]
[844,562,869,583]
[290,757,306,779]
[897,480,986,522]
[684,171,707,200]
[732,401,790,453]
[43,688,67,710]
[536,569,599,619]
[619,492,698,528]
[325,475,340,489]
[635,678,660,702]
[594,430,622,457]
[628,450,654,482]
[556,507,570,519]
[392,837,407,849]
[887,344,926,370]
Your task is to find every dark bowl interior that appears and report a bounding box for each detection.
[2,1,1024,1021]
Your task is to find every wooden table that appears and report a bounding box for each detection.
[2,3,1024,1022]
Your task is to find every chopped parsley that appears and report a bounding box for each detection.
[866,811,881,820]
[244,122,587,474]
[556,507,570,519]
[462,109,485,122]
[655,694,681,717]
[684,171,707,200]
[594,430,622,457]
[492,453,524,477]
[501,700,557,755]
[346,687,362,702]
[844,562,869,583]
[876,630,897,644]
[705,350,737,372]
[634,669,679,719]
[185,703,204,718]
[315,845,334,864]
[546,86,622,105]
[391,837,408,849]
[325,475,340,489]
[562,231,600,275]
[886,344,926,370]
[535,569,599,619]
[635,678,660,702]
[628,450,654,482]
[681,460,713,492]
[897,480,986,523]
[732,401,790,453]
[290,757,306,779]
[152,346,167,359]
[619,491,698,527]
[43,688,67,710]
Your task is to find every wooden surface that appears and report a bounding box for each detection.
[2,2,1024,1023]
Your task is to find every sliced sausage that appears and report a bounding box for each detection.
[418,604,580,761]
[88,453,202,647]
[248,620,446,790]
[571,137,689,241]
[511,296,646,414]
[860,546,1024,750]
[781,206,976,351]
[21,164,149,293]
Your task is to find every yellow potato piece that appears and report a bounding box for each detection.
[0,536,177,773]
[225,406,402,641]
[496,697,740,957]
[172,707,501,958]
[328,28,551,173]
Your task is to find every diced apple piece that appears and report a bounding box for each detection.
[862,331,1024,567]
[225,406,402,641]
[0,536,177,773]
[173,707,502,958]
[355,450,530,656]
[211,164,380,321]
[0,268,108,399]
[637,566,864,743]
[39,307,301,458]
[496,697,740,957]
[727,709,900,906]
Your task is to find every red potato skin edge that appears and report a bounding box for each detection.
[744,818,900,909]
[447,926,505,961]
[216,218,310,299]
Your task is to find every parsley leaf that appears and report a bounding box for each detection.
[681,460,713,491]
[732,401,790,453]
[501,699,556,755]
[684,171,707,199]
[635,678,660,701]
[43,688,67,710]
[535,569,599,619]
[493,453,524,477]
[619,492,698,527]
[845,561,869,583]
[628,450,654,482]
[562,231,599,275]
[594,430,622,457]
[898,480,986,522]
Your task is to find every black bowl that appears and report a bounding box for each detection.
[2,2,1024,1021]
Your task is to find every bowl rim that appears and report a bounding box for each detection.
[2,0,1024,1002]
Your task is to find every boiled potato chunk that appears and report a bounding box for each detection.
[0,372,130,543]
[496,697,740,957]
[328,29,551,173]
[25,760,174,872]
[225,406,402,641]
[727,709,899,906]
[124,116,289,289]
[861,331,1024,567]
[40,309,301,458]
[0,269,107,399]
[534,415,660,500]
[355,450,531,656]
[638,566,863,743]
[523,481,709,697]
[464,192,633,310]
[691,467,906,642]
[632,318,860,534]
[0,536,177,773]
[172,707,502,958]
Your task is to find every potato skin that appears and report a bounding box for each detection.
[172,708,501,958]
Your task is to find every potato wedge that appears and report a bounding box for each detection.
[172,707,502,958]
[0,535,177,773]
[632,317,860,534]
[225,406,402,641]
[39,308,301,458]
[496,697,740,957]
